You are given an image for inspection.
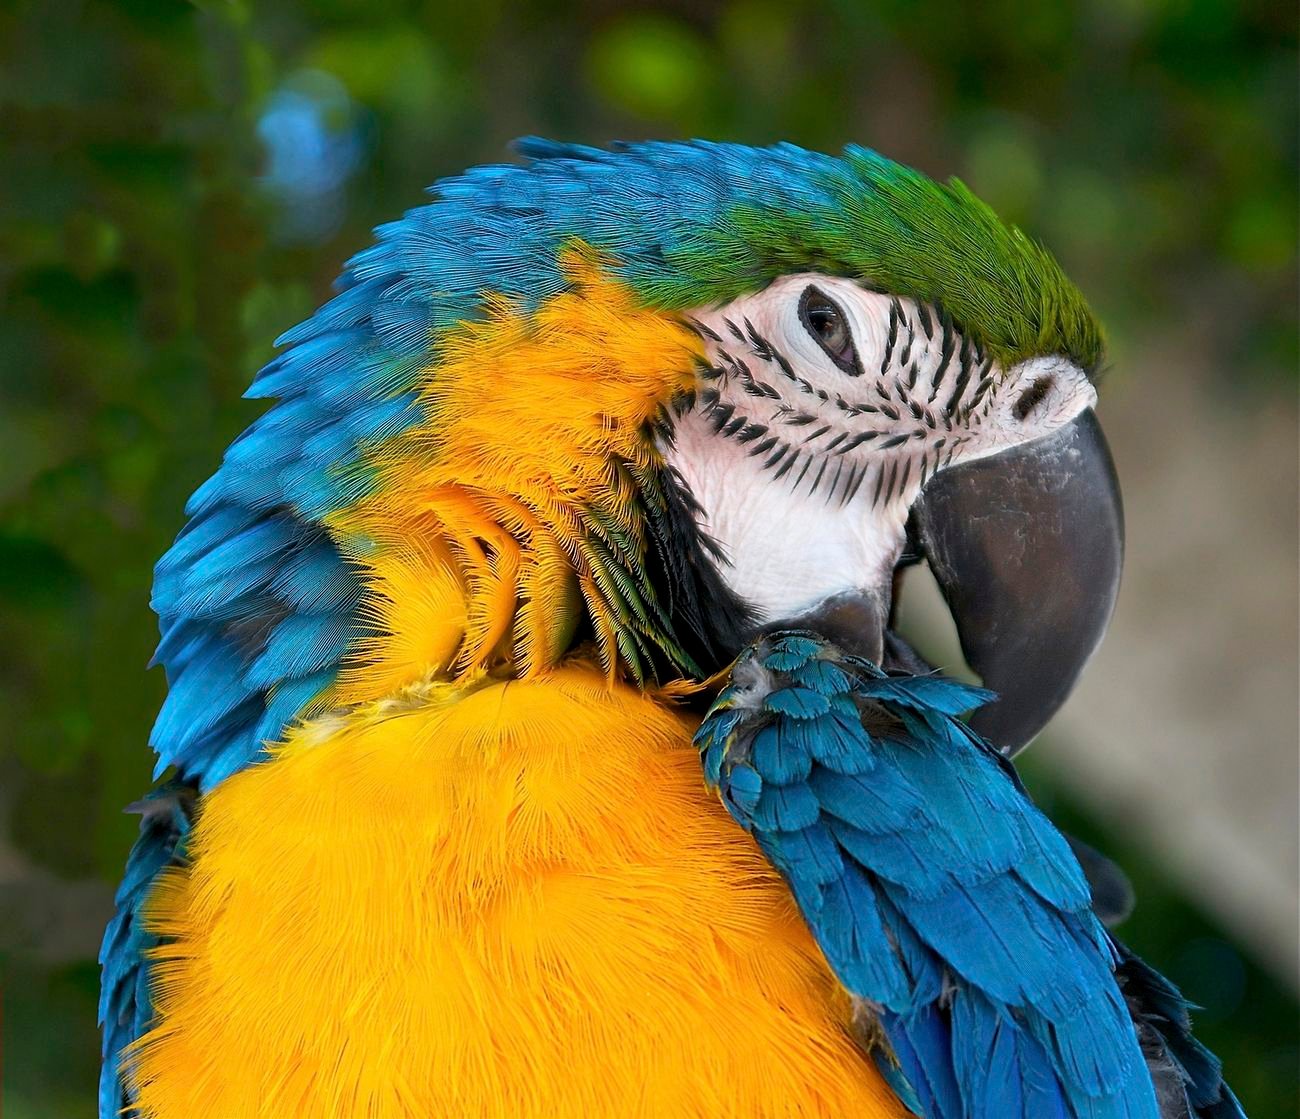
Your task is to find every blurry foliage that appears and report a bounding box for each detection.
[0,0,1294,1114]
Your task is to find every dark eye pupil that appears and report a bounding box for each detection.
[809,307,839,339]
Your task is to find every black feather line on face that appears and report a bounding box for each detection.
[836,430,879,454]
[686,316,723,343]
[763,442,791,469]
[840,460,867,506]
[944,334,975,417]
[809,456,830,497]
[915,302,933,340]
[709,401,736,428]
[825,456,846,504]
[929,311,957,405]
[640,460,755,675]
[880,298,901,375]
[967,360,996,418]
[871,462,888,507]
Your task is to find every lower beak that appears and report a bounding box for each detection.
[907,409,1124,755]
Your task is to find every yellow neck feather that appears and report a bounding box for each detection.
[326,251,701,708]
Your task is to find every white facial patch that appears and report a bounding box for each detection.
[666,409,910,621]
[659,273,1096,623]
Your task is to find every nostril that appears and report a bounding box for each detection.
[1013,375,1054,421]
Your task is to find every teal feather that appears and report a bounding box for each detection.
[695,632,1236,1118]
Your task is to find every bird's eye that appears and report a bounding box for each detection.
[798,285,861,376]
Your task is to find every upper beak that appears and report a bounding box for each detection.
[907,409,1124,755]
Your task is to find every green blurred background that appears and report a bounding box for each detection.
[1,1,1296,1115]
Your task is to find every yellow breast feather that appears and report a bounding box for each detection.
[126,664,904,1118]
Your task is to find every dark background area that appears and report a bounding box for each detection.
[1,1,1296,1116]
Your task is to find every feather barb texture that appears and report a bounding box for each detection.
[328,249,701,692]
[124,664,905,1118]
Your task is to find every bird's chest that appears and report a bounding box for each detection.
[127,668,902,1119]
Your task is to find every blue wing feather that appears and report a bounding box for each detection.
[696,633,1237,1118]
[948,988,1070,1119]
[99,787,194,1119]
[884,1004,963,1119]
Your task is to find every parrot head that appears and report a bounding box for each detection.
[657,270,1122,754]
[155,138,1122,787]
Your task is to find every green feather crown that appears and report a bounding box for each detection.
[508,138,1104,373]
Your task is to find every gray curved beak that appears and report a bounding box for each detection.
[909,410,1124,755]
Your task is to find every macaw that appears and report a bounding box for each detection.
[100,138,1243,1119]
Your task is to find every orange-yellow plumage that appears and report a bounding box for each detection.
[327,250,701,694]
[128,666,904,1118]
[331,533,467,707]
[121,263,907,1117]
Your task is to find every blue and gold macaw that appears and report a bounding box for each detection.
[101,139,1243,1118]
